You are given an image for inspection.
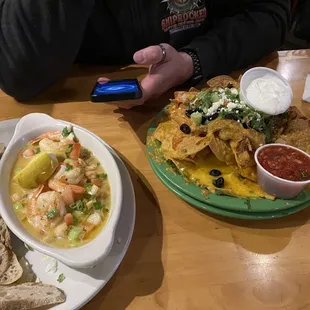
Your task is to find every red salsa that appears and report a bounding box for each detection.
[258,145,310,182]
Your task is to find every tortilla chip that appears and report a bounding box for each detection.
[173,90,198,104]
[209,137,236,166]
[207,75,240,88]
[276,128,310,154]
[230,138,256,169]
[234,166,257,182]
[153,120,211,160]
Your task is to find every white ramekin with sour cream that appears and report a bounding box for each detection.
[240,67,293,115]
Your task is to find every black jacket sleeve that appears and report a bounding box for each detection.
[182,0,290,79]
[0,0,94,101]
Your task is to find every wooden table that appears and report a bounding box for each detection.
[1,50,310,310]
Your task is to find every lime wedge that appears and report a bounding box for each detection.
[14,152,59,189]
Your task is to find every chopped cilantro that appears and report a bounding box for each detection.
[96,162,101,167]
[93,200,103,210]
[57,273,66,283]
[35,148,41,154]
[97,173,107,180]
[47,209,58,219]
[62,126,71,137]
[65,144,73,153]
[84,183,93,192]
[65,164,73,171]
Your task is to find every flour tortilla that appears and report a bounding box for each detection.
[0,282,66,310]
[0,252,23,285]
[0,244,9,278]
[0,217,11,249]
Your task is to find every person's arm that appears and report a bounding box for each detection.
[0,0,94,101]
[180,0,290,78]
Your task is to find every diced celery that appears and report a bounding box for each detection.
[68,226,83,242]
[72,211,83,219]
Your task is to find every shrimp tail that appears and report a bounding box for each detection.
[69,143,81,160]
[28,185,44,216]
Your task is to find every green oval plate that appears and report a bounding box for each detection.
[147,113,310,213]
[150,158,310,220]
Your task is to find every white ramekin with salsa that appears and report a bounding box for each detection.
[255,144,310,199]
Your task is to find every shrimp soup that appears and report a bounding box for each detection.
[10,125,111,248]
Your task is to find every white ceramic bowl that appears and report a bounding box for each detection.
[240,67,293,115]
[0,113,123,268]
[254,144,310,199]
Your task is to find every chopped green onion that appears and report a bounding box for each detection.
[13,203,23,211]
[97,173,107,180]
[65,164,73,171]
[84,183,93,192]
[69,200,87,213]
[65,144,73,153]
[47,209,58,219]
[93,200,103,210]
[57,273,66,283]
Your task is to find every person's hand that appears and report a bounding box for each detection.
[97,43,194,109]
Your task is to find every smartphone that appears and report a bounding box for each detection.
[90,79,143,102]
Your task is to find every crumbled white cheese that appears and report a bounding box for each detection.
[218,88,225,93]
[231,88,238,95]
[227,102,237,110]
[207,101,222,116]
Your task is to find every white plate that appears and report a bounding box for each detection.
[0,118,136,310]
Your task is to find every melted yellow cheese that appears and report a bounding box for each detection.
[173,153,274,200]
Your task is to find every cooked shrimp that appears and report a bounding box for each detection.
[31,131,63,144]
[22,148,35,158]
[27,187,67,231]
[61,167,84,185]
[84,164,98,179]
[39,138,69,154]
[69,143,81,160]
[53,162,85,185]
[48,178,85,195]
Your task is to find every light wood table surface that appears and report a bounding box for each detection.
[1,50,310,310]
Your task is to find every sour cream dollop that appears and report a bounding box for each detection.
[245,73,292,115]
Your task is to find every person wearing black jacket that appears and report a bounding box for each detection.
[0,0,290,108]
